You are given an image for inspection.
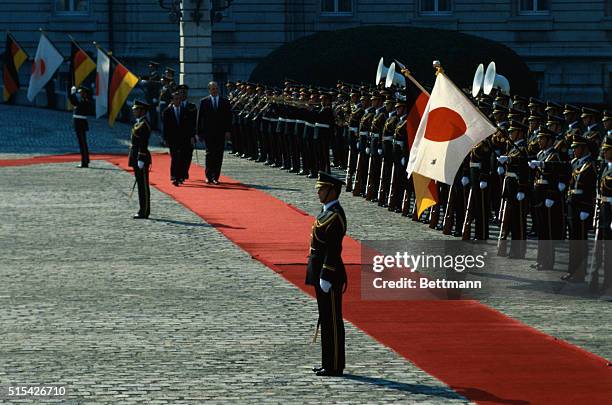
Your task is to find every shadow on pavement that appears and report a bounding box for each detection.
[342,374,465,401]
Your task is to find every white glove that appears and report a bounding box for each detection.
[153,98,158,104]
[579,211,589,221]
[497,155,508,164]
[558,183,566,192]
[461,176,469,186]
[479,181,488,189]
[401,157,406,166]
[319,278,332,293]
[365,147,371,154]
[137,160,145,169]
[70,86,77,94]
[544,198,554,208]
[497,166,505,175]
[378,148,383,156]
[610,221,612,231]
[516,192,525,201]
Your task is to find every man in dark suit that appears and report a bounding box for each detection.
[197,81,232,184]
[178,84,198,181]
[163,90,193,186]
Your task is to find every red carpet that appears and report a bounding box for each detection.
[4,153,612,404]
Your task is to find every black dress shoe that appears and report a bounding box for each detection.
[172,180,179,187]
[312,366,324,373]
[133,214,148,219]
[77,164,88,168]
[206,179,212,184]
[315,369,343,377]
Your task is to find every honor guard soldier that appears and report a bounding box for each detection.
[595,136,612,300]
[462,138,493,240]
[140,61,161,130]
[563,134,597,282]
[307,171,347,377]
[345,89,365,191]
[544,101,563,119]
[497,120,529,259]
[563,104,584,136]
[68,85,93,168]
[353,92,375,196]
[377,96,399,207]
[388,100,409,213]
[365,92,388,201]
[315,92,334,174]
[581,107,604,149]
[129,100,152,219]
[529,127,566,270]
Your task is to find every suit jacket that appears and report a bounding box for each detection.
[197,95,232,142]
[163,103,196,148]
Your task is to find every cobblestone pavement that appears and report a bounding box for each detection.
[0,105,469,403]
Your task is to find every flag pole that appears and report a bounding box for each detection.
[37,28,64,59]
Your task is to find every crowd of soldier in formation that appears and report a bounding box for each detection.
[225,80,612,299]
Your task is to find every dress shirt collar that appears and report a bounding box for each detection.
[323,199,339,212]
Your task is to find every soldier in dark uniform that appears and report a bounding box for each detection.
[140,61,161,131]
[128,100,152,219]
[68,85,94,168]
[597,136,612,300]
[529,127,566,270]
[562,134,597,282]
[388,100,408,213]
[581,107,604,149]
[307,171,347,377]
[365,92,388,201]
[377,97,399,207]
[345,90,365,191]
[497,121,529,259]
[315,92,335,174]
[353,92,377,196]
[463,139,493,240]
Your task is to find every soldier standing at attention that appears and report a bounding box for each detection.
[68,85,93,168]
[129,101,152,219]
[307,172,347,377]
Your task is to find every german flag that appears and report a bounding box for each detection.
[108,56,138,126]
[402,70,438,217]
[69,41,95,88]
[3,33,28,102]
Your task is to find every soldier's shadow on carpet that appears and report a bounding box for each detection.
[343,374,528,404]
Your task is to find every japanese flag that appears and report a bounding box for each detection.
[406,72,496,185]
[27,33,64,102]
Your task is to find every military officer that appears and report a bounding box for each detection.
[388,100,408,212]
[497,120,529,259]
[377,96,399,207]
[581,107,604,149]
[597,136,612,300]
[563,134,597,282]
[353,92,375,196]
[365,92,389,201]
[129,100,153,219]
[463,138,493,240]
[529,127,566,270]
[140,61,161,130]
[307,171,347,377]
[68,85,93,168]
[345,89,365,191]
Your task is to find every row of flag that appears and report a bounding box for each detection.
[2,32,139,126]
[393,66,496,217]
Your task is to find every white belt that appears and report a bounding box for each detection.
[315,123,330,128]
[349,127,358,132]
[601,196,612,203]
[570,189,583,195]
[536,179,549,185]
[269,118,279,122]
[505,172,518,178]
[393,140,405,147]
[262,117,272,121]
[295,120,305,124]
[277,117,287,122]
[370,132,380,138]
[382,136,394,141]
[285,119,296,123]
[359,131,368,136]
[73,114,87,120]
[305,122,315,128]
[469,163,481,168]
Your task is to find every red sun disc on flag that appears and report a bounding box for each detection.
[39,59,46,76]
[31,59,46,76]
[424,107,467,142]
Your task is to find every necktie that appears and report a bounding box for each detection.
[175,106,180,123]
[213,97,217,110]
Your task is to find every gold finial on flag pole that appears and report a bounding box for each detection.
[433,60,444,75]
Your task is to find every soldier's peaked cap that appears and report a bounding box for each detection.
[148,61,160,67]
[177,84,189,90]
[508,120,528,131]
[132,100,151,110]
[602,135,612,150]
[316,171,345,189]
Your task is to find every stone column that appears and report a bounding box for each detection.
[179,1,213,101]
